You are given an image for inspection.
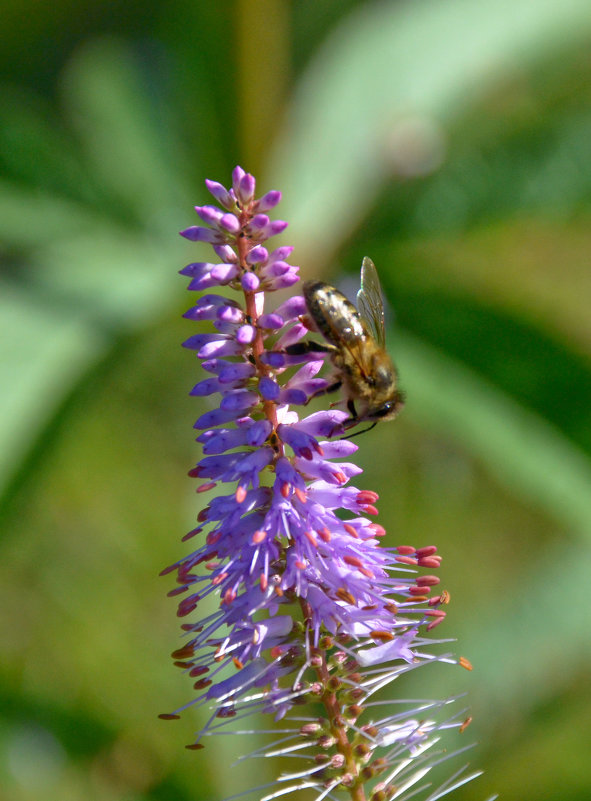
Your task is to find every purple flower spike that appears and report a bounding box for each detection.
[163,166,482,801]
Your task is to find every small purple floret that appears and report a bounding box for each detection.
[255,190,281,212]
[241,272,260,291]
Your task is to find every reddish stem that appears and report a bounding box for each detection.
[236,221,283,455]
[300,600,367,801]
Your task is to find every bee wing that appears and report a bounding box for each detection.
[356,257,386,347]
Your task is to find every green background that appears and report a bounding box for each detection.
[1,1,590,799]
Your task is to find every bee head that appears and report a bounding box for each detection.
[371,391,405,422]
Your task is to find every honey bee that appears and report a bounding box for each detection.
[291,257,404,433]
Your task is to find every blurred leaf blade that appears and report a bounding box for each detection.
[60,36,194,223]
[271,0,591,262]
[397,331,591,537]
[0,39,200,503]
[0,283,108,491]
[466,540,591,706]
[379,217,591,360]
[0,85,94,203]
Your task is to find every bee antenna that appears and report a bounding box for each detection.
[340,421,378,440]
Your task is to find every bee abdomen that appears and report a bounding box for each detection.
[303,281,366,346]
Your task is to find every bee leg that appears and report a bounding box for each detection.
[319,380,343,397]
[341,421,378,440]
[303,380,343,405]
[284,340,334,356]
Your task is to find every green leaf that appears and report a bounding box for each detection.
[466,540,591,706]
[0,283,108,490]
[396,331,591,537]
[60,37,193,223]
[271,0,591,262]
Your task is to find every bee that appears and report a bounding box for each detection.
[290,257,404,434]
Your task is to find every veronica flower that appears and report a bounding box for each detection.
[161,167,487,801]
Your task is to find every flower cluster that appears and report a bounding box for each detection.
[161,167,481,801]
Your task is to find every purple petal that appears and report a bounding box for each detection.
[259,376,280,400]
[279,388,308,405]
[216,305,243,324]
[198,339,244,358]
[277,424,320,459]
[211,263,239,284]
[187,274,219,292]
[200,358,232,374]
[274,457,306,492]
[317,440,358,458]
[269,220,288,235]
[183,306,218,321]
[274,322,309,350]
[184,300,228,321]
[180,226,225,243]
[218,362,256,383]
[195,205,223,225]
[287,360,324,383]
[255,190,281,212]
[357,630,417,667]
[197,452,242,479]
[260,351,286,368]
[182,264,238,292]
[237,173,256,205]
[207,657,268,700]
[194,408,245,429]
[268,246,294,261]
[266,271,300,290]
[248,214,269,232]
[272,295,306,321]
[246,419,272,446]
[220,213,241,233]
[241,272,260,291]
[220,390,259,411]
[236,448,274,474]
[182,333,226,350]
[295,410,347,437]
[231,166,246,193]
[286,379,327,401]
[258,313,284,330]
[199,427,249,454]
[190,377,223,396]
[205,179,233,209]
[294,457,362,484]
[232,325,253,344]
[213,244,237,262]
[265,260,290,277]
[179,261,212,278]
[246,245,268,265]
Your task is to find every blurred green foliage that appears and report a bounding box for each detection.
[1,1,590,800]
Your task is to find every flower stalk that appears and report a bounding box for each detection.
[160,167,484,801]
